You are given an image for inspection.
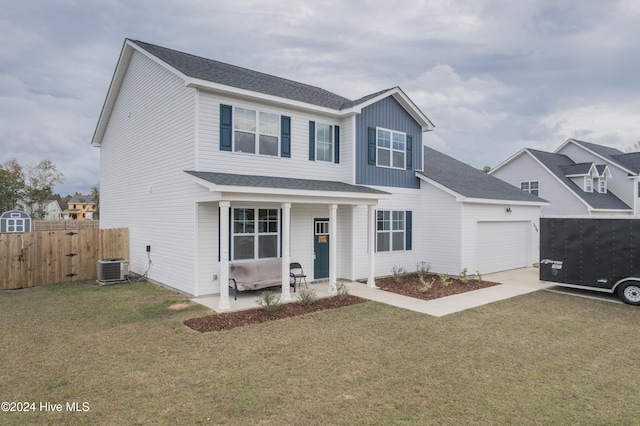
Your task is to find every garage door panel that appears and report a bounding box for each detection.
[477,221,529,273]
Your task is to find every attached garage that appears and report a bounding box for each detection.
[418,147,548,276]
[476,221,530,273]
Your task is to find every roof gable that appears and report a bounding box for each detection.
[93,39,434,146]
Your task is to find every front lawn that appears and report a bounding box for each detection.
[1,281,639,424]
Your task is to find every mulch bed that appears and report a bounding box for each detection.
[184,295,367,332]
[184,273,500,332]
[373,273,499,301]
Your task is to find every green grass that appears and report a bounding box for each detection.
[1,281,639,425]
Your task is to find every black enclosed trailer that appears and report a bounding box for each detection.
[539,217,640,305]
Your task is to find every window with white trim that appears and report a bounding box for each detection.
[232,208,279,260]
[521,181,539,196]
[597,178,607,193]
[377,210,405,252]
[316,123,333,162]
[234,107,280,156]
[585,177,593,193]
[377,128,405,169]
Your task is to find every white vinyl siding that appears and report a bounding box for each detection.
[99,50,202,295]
[197,91,352,183]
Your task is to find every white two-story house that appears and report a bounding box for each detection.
[92,39,546,308]
[491,139,640,216]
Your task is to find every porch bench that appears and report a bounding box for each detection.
[228,258,289,300]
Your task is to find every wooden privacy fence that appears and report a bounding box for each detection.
[0,228,129,290]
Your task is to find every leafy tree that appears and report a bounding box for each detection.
[0,159,26,212]
[482,166,492,173]
[24,160,64,219]
[90,184,100,220]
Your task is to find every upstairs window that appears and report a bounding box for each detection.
[597,178,607,193]
[521,181,539,196]
[316,123,334,162]
[234,107,279,156]
[585,177,593,193]
[377,128,405,169]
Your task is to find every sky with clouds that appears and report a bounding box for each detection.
[2,0,640,195]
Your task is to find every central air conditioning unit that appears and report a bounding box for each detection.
[97,258,129,283]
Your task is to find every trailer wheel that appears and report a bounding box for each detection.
[618,282,640,305]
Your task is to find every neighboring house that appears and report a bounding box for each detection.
[92,39,546,307]
[491,139,640,216]
[64,195,96,220]
[18,199,63,220]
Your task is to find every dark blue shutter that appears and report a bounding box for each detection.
[334,125,340,163]
[309,121,316,161]
[220,104,232,151]
[406,135,413,170]
[368,127,376,165]
[281,116,291,158]
[405,211,412,250]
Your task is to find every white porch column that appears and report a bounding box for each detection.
[329,203,338,293]
[218,201,231,310]
[367,204,377,288]
[281,202,292,301]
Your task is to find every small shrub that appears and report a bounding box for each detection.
[297,288,317,307]
[336,282,350,301]
[475,270,483,282]
[459,268,471,284]
[416,261,431,278]
[256,290,281,312]
[438,273,451,287]
[418,275,434,293]
[392,265,407,283]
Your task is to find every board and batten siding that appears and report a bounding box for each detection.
[492,153,589,216]
[197,91,353,184]
[99,50,205,294]
[355,96,423,189]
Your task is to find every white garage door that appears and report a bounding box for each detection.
[476,221,529,274]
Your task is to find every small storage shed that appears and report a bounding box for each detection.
[0,210,32,233]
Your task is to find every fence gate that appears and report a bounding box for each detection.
[65,230,80,281]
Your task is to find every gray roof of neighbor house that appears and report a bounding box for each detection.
[417,147,547,203]
[527,149,632,210]
[568,139,640,174]
[131,40,368,110]
[68,194,95,204]
[185,171,389,195]
[560,163,594,176]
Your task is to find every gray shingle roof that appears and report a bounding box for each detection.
[185,171,388,195]
[131,40,357,110]
[418,147,547,203]
[527,149,631,210]
[560,163,593,176]
[568,139,640,174]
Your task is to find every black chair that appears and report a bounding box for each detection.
[289,262,308,291]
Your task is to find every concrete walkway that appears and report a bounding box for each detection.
[194,268,551,317]
[345,267,550,317]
